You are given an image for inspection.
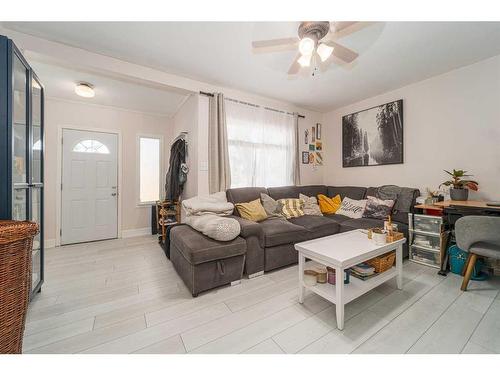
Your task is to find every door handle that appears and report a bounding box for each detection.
[111,193,117,197]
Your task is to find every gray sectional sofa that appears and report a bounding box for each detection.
[226,184,420,276]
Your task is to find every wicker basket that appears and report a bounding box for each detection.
[366,251,396,273]
[0,220,39,354]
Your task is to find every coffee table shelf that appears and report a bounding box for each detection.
[303,267,397,305]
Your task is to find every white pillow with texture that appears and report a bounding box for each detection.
[336,197,367,219]
[299,193,323,216]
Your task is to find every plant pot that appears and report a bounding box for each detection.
[450,188,469,201]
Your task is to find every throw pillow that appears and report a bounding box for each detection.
[235,199,268,222]
[299,193,323,216]
[336,197,367,219]
[260,193,285,218]
[362,195,395,219]
[278,198,305,219]
[317,194,342,214]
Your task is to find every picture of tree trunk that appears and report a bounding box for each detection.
[342,99,403,167]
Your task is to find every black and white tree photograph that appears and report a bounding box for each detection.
[342,100,403,167]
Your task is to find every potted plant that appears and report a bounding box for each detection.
[440,169,479,201]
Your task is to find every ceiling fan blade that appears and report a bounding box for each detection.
[328,21,374,40]
[288,53,301,75]
[331,21,358,33]
[324,41,359,63]
[252,37,299,53]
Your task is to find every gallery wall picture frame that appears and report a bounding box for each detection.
[309,144,315,151]
[311,126,315,142]
[316,152,323,165]
[309,153,315,164]
[304,129,309,144]
[316,141,322,151]
[342,99,403,168]
[302,151,309,164]
[316,123,322,140]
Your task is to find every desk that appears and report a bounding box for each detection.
[414,200,500,274]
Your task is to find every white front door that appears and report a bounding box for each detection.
[61,129,118,245]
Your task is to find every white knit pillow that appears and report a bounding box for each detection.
[299,194,323,216]
[336,197,367,219]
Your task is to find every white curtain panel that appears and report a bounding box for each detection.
[208,93,231,193]
[225,99,297,188]
[293,113,301,186]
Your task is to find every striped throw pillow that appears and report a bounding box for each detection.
[278,198,305,219]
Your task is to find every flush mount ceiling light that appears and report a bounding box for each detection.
[252,21,366,75]
[75,82,95,98]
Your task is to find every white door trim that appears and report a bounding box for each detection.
[56,125,123,247]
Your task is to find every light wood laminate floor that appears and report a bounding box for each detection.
[24,235,500,354]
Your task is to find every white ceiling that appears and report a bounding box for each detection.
[4,22,500,111]
[29,61,189,116]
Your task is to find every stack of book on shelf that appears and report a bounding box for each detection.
[350,263,376,281]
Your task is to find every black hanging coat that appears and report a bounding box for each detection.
[165,139,187,201]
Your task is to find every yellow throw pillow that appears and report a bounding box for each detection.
[318,194,342,214]
[278,198,305,219]
[235,199,268,222]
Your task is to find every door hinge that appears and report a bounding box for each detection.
[60,228,62,236]
[61,183,63,190]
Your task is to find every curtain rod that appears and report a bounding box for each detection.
[199,91,305,119]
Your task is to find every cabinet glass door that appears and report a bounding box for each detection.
[31,187,42,290]
[12,53,28,185]
[12,188,28,220]
[32,76,43,184]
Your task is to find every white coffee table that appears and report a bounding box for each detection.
[295,230,406,330]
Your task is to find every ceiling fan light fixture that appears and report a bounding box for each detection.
[317,43,334,62]
[75,82,95,98]
[298,37,315,56]
[298,54,312,68]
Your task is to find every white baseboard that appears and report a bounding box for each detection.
[121,227,152,238]
[45,239,56,249]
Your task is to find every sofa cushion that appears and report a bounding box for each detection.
[279,198,305,219]
[267,185,300,200]
[366,186,420,224]
[336,197,367,219]
[297,185,328,198]
[259,218,308,247]
[235,199,268,222]
[324,213,352,225]
[260,193,285,218]
[318,194,342,214]
[363,195,395,220]
[299,193,323,216]
[327,186,367,200]
[340,218,385,232]
[171,225,246,265]
[289,215,340,239]
[226,187,268,205]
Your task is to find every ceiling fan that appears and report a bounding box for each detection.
[252,21,364,75]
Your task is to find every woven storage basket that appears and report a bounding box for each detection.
[366,251,396,273]
[0,220,39,354]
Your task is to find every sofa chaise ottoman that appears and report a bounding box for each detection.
[170,225,246,297]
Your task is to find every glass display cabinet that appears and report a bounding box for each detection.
[0,35,45,296]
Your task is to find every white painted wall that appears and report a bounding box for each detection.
[322,55,500,200]
[44,98,173,245]
[172,94,199,200]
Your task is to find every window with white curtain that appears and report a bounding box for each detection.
[225,99,296,188]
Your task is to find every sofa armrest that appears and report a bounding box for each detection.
[227,215,265,275]
[228,215,263,244]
